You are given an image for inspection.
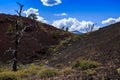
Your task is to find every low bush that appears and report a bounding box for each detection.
[72,59,101,70]
[7,24,14,34]
[60,67,76,75]
[38,68,58,78]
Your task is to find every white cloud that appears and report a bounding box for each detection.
[54,13,67,16]
[102,17,120,25]
[41,0,61,6]
[23,8,47,23]
[52,18,99,33]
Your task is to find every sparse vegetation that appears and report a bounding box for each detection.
[72,59,101,70]
[0,64,58,80]
[1,1,120,79]
[49,35,79,52]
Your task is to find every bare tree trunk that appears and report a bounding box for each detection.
[12,21,19,71]
[12,51,17,71]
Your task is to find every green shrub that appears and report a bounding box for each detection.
[38,68,58,78]
[72,59,101,70]
[7,24,13,34]
[51,31,57,39]
[28,13,37,20]
[60,67,76,75]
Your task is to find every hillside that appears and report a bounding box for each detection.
[1,13,120,79]
[50,22,120,65]
[0,13,72,64]
[49,22,120,79]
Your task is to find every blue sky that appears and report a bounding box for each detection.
[0,0,120,32]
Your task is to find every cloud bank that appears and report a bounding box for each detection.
[52,18,99,33]
[41,0,62,6]
[23,8,47,23]
[102,17,120,25]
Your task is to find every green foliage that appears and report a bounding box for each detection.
[51,37,72,52]
[38,68,58,78]
[51,31,57,39]
[7,24,13,34]
[72,59,101,70]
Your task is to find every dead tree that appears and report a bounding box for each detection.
[12,2,24,71]
[12,21,19,71]
[15,2,24,17]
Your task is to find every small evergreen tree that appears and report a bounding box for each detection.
[61,26,64,30]
[28,13,38,20]
[66,27,69,31]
